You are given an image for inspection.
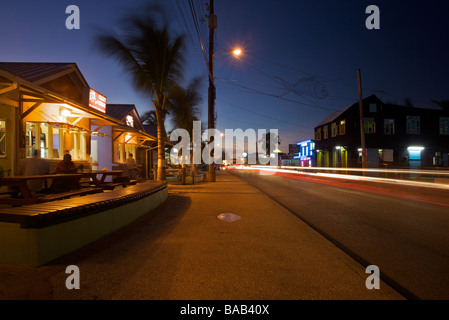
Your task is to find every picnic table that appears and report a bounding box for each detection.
[81,170,123,186]
[0,174,86,205]
[81,170,136,190]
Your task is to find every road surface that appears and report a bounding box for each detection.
[230,167,449,300]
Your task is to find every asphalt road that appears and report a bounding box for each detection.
[230,168,449,300]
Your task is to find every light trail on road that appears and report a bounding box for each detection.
[237,166,449,207]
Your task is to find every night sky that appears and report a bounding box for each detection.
[1,0,448,151]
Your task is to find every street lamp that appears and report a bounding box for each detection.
[232,49,242,56]
[207,47,242,182]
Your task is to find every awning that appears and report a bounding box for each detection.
[112,125,157,148]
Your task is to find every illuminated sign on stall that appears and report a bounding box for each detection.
[89,89,107,113]
[294,139,315,167]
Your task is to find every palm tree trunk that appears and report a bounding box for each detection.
[181,163,186,184]
[156,118,166,181]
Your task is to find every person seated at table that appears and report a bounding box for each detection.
[52,154,80,192]
[126,153,140,180]
[56,154,78,174]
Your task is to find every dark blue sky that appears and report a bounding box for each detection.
[1,1,448,151]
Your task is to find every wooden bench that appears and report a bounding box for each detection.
[0,181,167,228]
[99,179,138,190]
[38,187,104,202]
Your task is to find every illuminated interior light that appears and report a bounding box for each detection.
[407,146,425,152]
[125,134,132,141]
[335,146,341,150]
[61,109,71,117]
[299,139,311,147]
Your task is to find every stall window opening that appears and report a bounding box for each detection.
[0,120,6,157]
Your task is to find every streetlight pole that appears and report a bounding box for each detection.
[207,0,217,182]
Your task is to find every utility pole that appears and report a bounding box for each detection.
[207,0,216,182]
[357,69,367,169]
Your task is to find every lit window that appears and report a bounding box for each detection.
[0,120,5,157]
[440,117,449,135]
[406,116,420,134]
[339,120,346,135]
[315,128,321,141]
[323,125,328,139]
[25,122,37,158]
[126,115,134,127]
[384,119,395,135]
[331,123,338,137]
[364,118,376,134]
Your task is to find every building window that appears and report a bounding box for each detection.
[25,122,37,158]
[315,128,321,141]
[369,103,377,113]
[331,123,338,137]
[406,116,420,134]
[0,120,5,157]
[339,120,346,135]
[364,118,376,134]
[323,125,328,139]
[440,117,449,135]
[384,119,395,135]
[126,115,134,127]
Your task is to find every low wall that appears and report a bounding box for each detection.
[186,174,204,184]
[0,182,168,266]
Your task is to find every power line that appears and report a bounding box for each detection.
[187,0,209,74]
[170,0,209,77]
[216,77,339,112]
[216,98,314,131]
[235,53,439,109]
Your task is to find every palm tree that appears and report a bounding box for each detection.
[96,12,184,181]
[168,77,202,183]
[141,110,157,125]
[168,77,202,135]
[259,132,281,157]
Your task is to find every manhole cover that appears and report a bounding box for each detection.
[217,213,241,222]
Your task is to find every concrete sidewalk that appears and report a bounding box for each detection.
[0,170,404,300]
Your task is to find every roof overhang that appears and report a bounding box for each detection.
[0,68,124,128]
[113,125,157,147]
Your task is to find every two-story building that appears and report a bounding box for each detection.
[314,95,449,168]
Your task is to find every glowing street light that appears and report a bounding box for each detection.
[213,48,242,58]
[232,48,242,56]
